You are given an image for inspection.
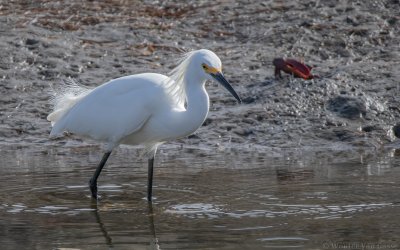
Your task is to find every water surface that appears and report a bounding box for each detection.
[0,145,399,249]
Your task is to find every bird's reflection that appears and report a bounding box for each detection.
[90,200,161,249]
[276,169,314,183]
[91,200,113,248]
[148,202,161,250]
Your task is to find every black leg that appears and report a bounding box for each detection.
[89,151,112,199]
[147,156,155,201]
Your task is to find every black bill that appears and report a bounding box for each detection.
[211,72,242,103]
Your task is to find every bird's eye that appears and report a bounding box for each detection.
[202,64,207,70]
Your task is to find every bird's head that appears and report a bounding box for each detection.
[193,49,242,103]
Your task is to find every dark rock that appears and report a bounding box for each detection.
[393,124,400,138]
[319,50,329,60]
[345,16,359,26]
[202,118,212,126]
[220,123,236,131]
[362,125,374,132]
[25,38,40,50]
[300,20,313,28]
[39,69,57,79]
[336,47,351,57]
[362,124,383,133]
[188,134,200,139]
[324,118,346,127]
[242,96,257,104]
[387,17,398,26]
[232,128,253,136]
[248,65,260,70]
[242,118,257,124]
[326,96,367,119]
[333,128,355,141]
[255,115,264,122]
[261,79,274,86]
[25,38,39,46]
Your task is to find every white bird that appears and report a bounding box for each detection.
[47,49,241,201]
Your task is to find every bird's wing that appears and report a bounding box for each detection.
[50,74,168,144]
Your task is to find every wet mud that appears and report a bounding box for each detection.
[0,0,399,150]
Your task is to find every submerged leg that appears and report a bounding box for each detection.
[89,151,112,199]
[147,156,155,202]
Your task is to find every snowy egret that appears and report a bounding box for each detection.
[47,49,241,201]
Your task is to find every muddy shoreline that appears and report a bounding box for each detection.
[0,0,399,151]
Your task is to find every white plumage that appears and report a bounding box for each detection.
[47,49,241,201]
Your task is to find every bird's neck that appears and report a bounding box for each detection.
[179,74,209,136]
[186,78,209,115]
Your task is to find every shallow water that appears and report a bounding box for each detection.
[0,145,399,249]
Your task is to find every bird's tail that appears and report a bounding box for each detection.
[47,79,93,127]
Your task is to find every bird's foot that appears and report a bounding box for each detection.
[89,179,98,199]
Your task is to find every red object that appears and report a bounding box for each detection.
[273,58,317,80]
